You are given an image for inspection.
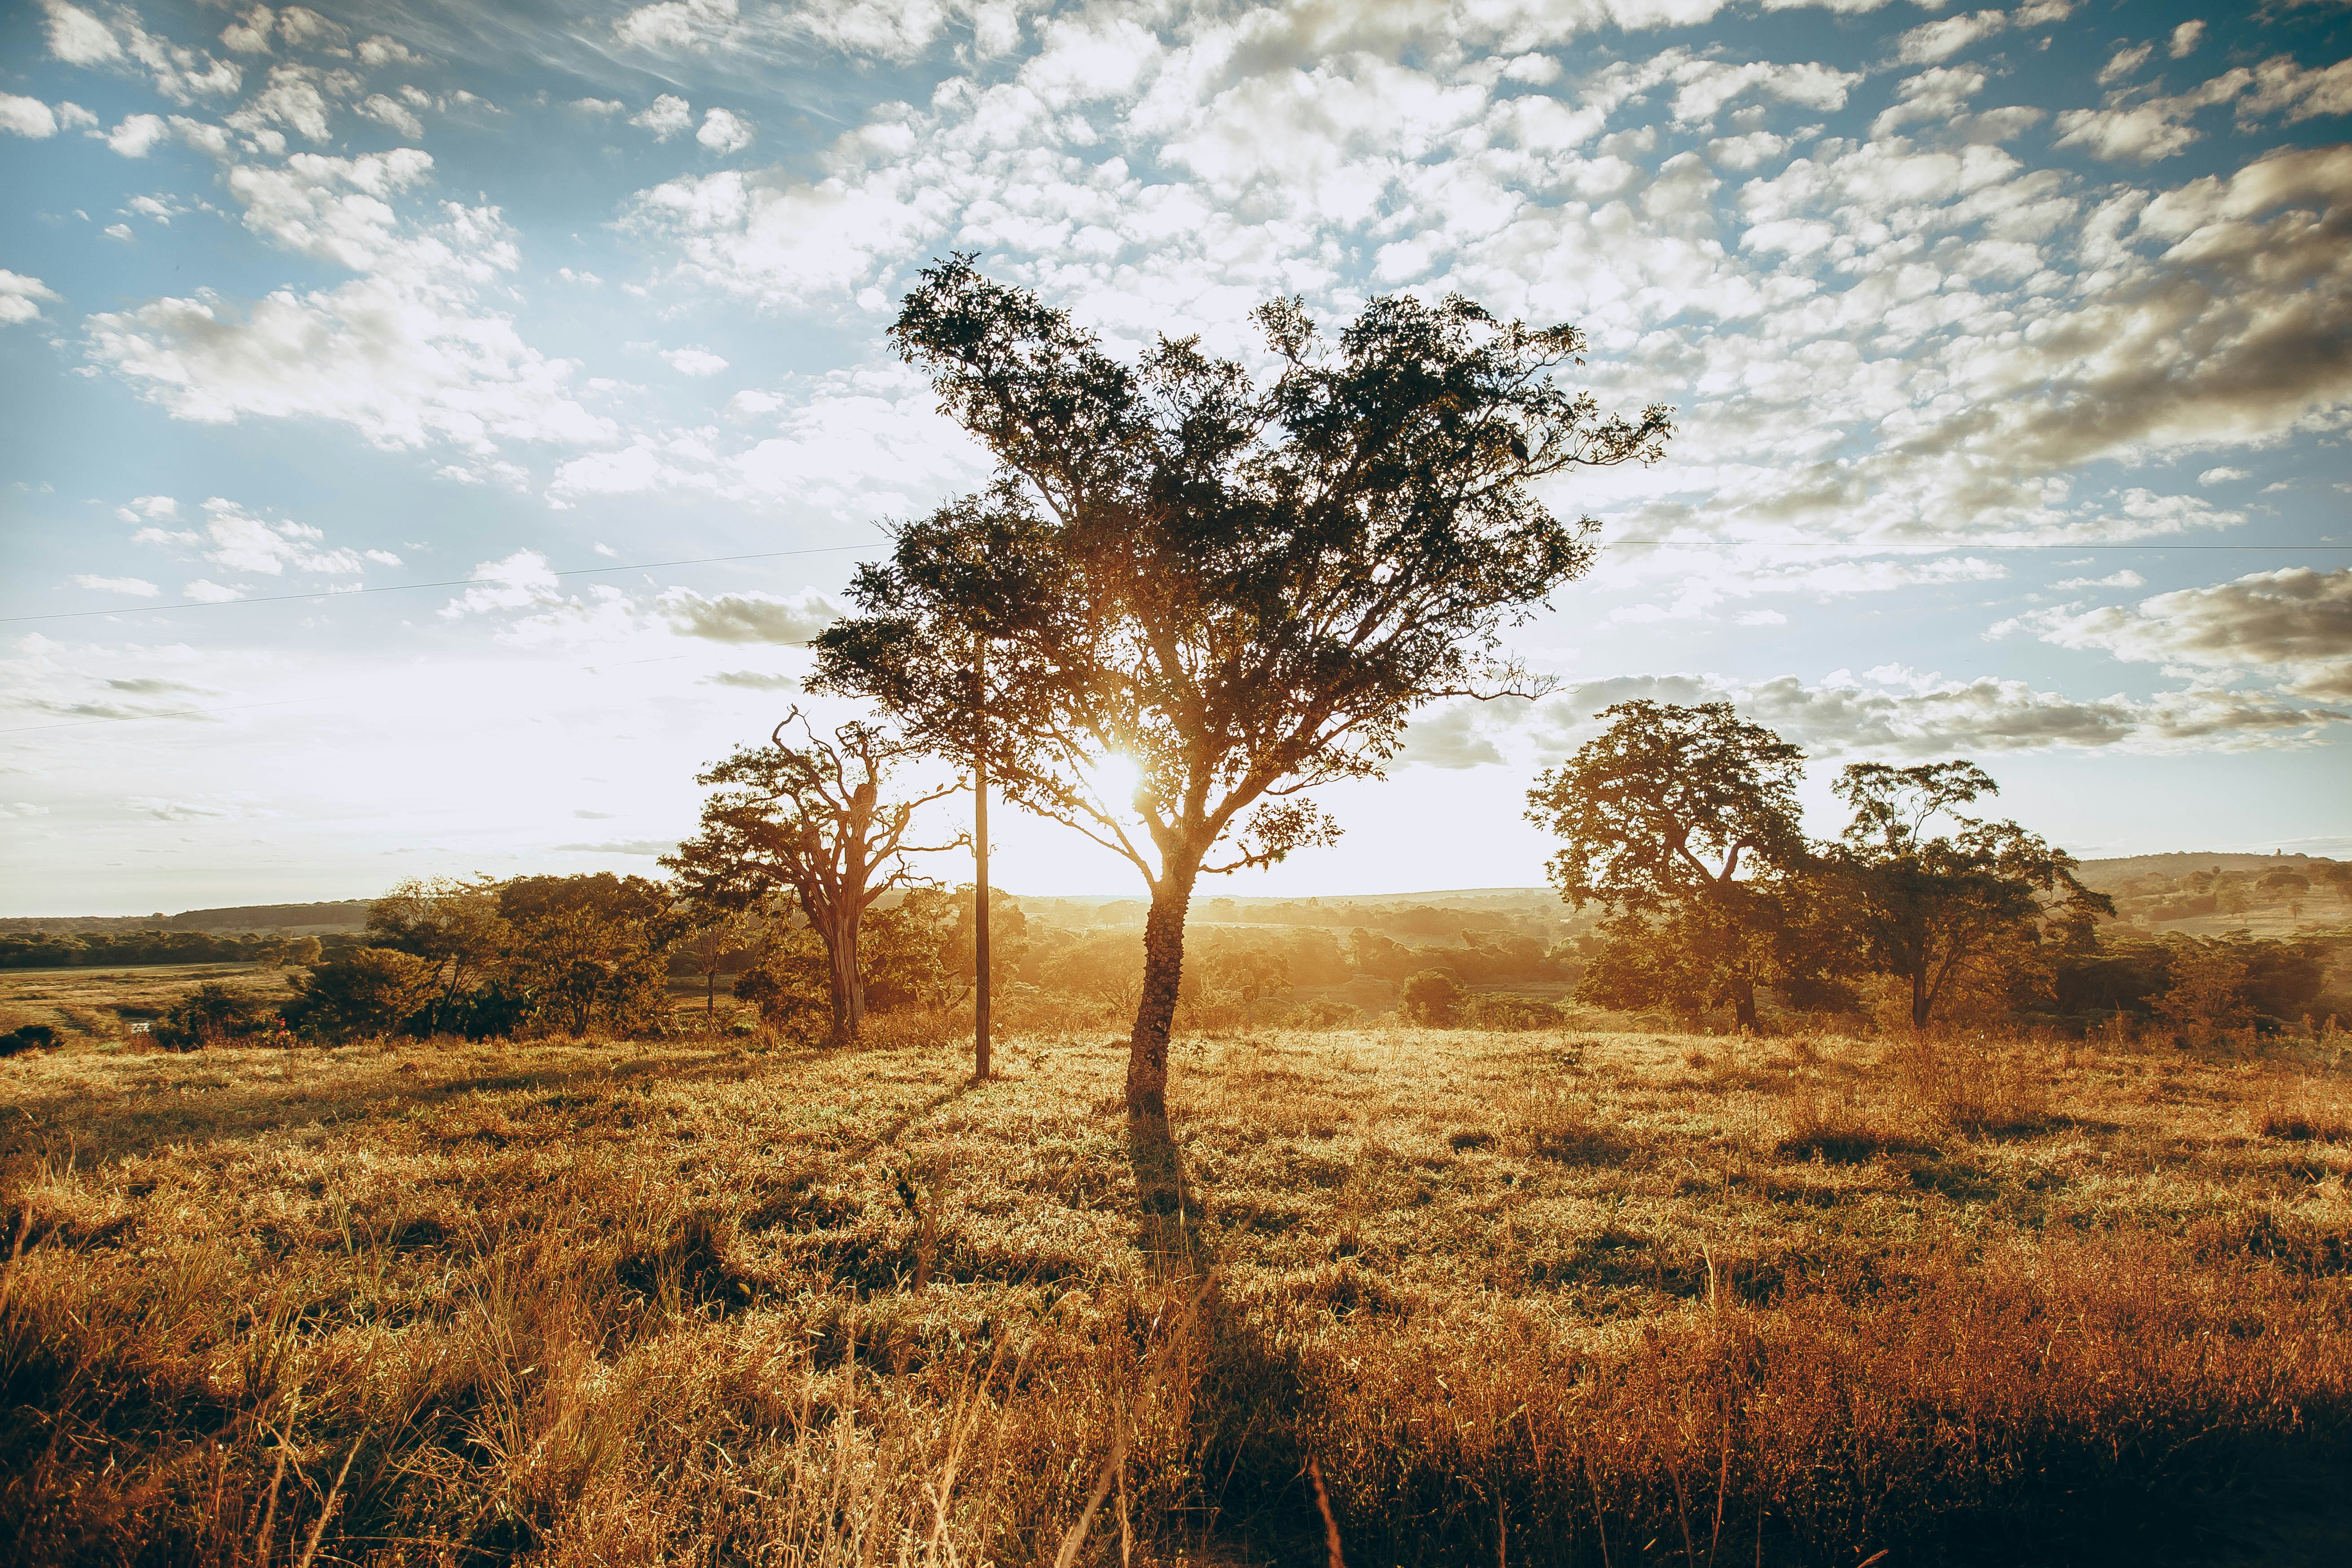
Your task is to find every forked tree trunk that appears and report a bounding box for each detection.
[1126,856,1201,1118]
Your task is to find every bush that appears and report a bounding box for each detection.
[0,1023,58,1056]
[151,983,280,1051]
[1465,993,1562,1031]
[288,948,438,1041]
[1295,998,1362,1029]
[1398,969,1463,1026]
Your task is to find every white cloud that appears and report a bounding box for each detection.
[2054,66,2251,162]
[0,94,59,138]
[1894,9,2006,66]
[1521,668,2342,760]
[2197,466,2249,485]
[0,271,62,326]
[358,93,424,138]
[39,2,122,66]
[356,35,427,69]
[132,497,375,578]
[656,588,840,644]
[2169,21,2204,59]
[221,5,274,55]
[615,0,741,52]
[571,97,625,116]
[2095,43,2152,88]
[696,106,754,154]
[2050,569,2143,590]
[630,94,694,140]
[181,579,245,603]
[662,347,729,376]
[440,549,560,618]
[41,0,243,103]
[70,575,160,597]
[105,113,170,156]
[85,147,612,455]
[1998,567,2352,700]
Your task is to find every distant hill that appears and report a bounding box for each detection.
[0,900,374,936]
[2074,852,2340,888]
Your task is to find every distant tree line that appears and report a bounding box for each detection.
[0,930,352,970]
[1524,701,2345,1037]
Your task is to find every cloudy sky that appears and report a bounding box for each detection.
[2,0,2349,915]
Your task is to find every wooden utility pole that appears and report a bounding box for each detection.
[973,637,991,1080]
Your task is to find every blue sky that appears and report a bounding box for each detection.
[2,0,2349,914]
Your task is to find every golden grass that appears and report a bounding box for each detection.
[3,1021,2350,1565]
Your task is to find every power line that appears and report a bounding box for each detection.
[7,537,2344,628]
[0,543,874,625]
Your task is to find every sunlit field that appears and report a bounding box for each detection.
[6,1012,2350,1567]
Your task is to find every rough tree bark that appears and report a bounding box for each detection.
[1126,856,1201,1119]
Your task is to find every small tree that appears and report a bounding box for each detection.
[677,907,758,1023]
[367,876,509,1034]
[811,256,1670,1115]
[1526,700,1821,1030]
[497,874,683,1038]
[2151,940,2251,1046]
[288,949,437,1041]
[1831,761,2112,1031]
[665,711,962,1045]
[1399,969,1465,1026]
[153,983,278,1050]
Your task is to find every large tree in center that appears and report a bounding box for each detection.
[809,256,1670,1116]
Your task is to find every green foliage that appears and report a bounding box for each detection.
[1530,700,1831,1027]
[1831,760,2113,1031]
[862,889,962,1013]
[367,877,509,1030]
[811,254,1670,1111]
[665,713,962,1043]
[1398,969,1465,1026]
[288,949,438,1041]
[731,924,833,1040]
[153,982,283,1051]
[497,874,683,1038]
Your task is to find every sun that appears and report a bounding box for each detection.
[1084,752,1142,815]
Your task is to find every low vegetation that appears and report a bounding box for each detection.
[5,1012,2349,1565]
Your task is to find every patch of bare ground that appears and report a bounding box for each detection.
[2,1023,2348,1564]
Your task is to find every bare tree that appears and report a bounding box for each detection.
[665,712,963,1044]
[810,256,1670,1115]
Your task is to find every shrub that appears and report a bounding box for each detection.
[1465,993,1562,1031]
[1398,969,1464,1026]
[0,1023,59,1056]
[151,983,280,1051]
[288,948,438,1041]
[1296,998,1363,1029]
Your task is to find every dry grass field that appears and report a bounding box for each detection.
[4,1011,2351,1566]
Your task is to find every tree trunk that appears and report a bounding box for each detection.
[819,909,864,1045]
[1126,859,1200,1118]
[1910,967,1931,1030]
[1730,974,1758,1032]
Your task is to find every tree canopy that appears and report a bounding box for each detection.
[1830,761,2113,1029]
[811,256,1670,1114]
[1526,700,1821,1028]
[665,712,961,1044]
